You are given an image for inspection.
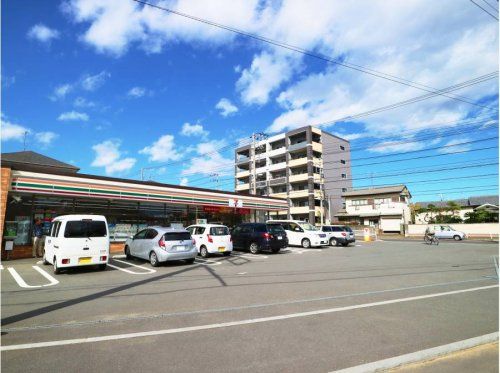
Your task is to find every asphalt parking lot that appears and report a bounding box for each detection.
[1,239,498,372]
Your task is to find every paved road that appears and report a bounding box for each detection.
[1,240,498,372]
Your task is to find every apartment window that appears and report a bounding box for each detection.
[341,173,346,179]
[340,159,346,164]
[342,188,347,192]
[374,198,391,205]
[351,199,368,206]
[340,145,345,151]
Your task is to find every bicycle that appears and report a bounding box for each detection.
[424,234,439,245]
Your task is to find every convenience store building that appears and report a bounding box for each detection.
[0,151,288,259]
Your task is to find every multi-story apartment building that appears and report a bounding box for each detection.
[235,126,352,224]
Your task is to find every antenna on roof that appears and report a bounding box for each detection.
[23,131,28,151]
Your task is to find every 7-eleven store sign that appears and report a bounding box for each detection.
[228,199,243,208]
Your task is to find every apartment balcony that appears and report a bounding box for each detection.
[270,192,288,199]
[236,156,250,164]
[290,206,310,214]
[288,157,308,167]
[313,174,322,183]
[255,165,268,175]
[267,147,286,158]
[255,180,268,188]
[268,161,287,172]
[289,173,309,183]
[312,141,322,153]
[236,170,250,178]
[287,141,308,152]
[289,189,309,199]
[269,177,287,186]
[235,183,250,191]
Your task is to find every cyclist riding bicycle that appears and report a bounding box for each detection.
[424,226,435,239]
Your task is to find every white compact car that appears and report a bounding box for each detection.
[124,227,197,267]
[186,224,233,257]
[430,225,467,241]
[266,220,328,248]
[43,215,109,274]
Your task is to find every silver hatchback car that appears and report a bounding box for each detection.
[124,226,197,267]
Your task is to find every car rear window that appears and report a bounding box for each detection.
[267,224,285,234]
[342,226,353,232]
[253,224,267,233]
[164,232,191,241]
[64,220,107,238]
[210,226,230,235]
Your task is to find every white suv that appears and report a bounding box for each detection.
[266,220,328,248]
[186,224,233,257]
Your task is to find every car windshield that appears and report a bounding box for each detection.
[267,224,285,234]
[64,220,107,238]
[342,226,353,232]
[298,222,318,231]
[210,226,230,235]
[164,232,191,241]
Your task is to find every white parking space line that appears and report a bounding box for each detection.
[0,264,4,270]
[107,259,156,275]
[32,266,59,287]
[112,254,126,259]
[111,259,157,273]
[231,253,269,259]
[2,284,496,351]
[194,258,222,266]
[6,266,59,288]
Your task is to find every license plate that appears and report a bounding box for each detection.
[176,246,186,251]
[277,236,283,240]
[218,247,225,252]
[79,257,91,264]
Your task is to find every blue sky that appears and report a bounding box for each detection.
[2,0,499,202]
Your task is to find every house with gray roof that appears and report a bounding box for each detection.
[335,185,412,232]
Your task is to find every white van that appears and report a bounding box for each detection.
[266,220,328,248]
[43,215,109,274]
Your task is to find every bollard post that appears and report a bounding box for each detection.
[364,227,371,242]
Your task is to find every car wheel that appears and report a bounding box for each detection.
[330,237,338,246]
[200,246,209,258]
[342,243,349,247]
[149,251,160,267]
[43,253,49,265]
[53,257,61,275]
[249,242,260,254]
[185,258,195,264]
[98,264,107,271]
[453,235,462,241]
[223,252,231,257]
[125,246,132,259]
[302,238,311,248]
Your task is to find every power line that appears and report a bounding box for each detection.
[481,0,499,12]
[470,0,499,20]
[133,0,496,108]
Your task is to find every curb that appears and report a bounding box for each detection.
[332,332,499,373]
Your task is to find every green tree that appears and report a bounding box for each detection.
[464,210,499,223]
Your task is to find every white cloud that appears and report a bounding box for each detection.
[58,111,89,121]
[180,177,188,186]
[182,140,233,177]
[36,132,59,146]
[73,97,96,108]
[127,86,151,98]
[27,24,60,43]
[215,98,238,117]
[50,84,73,101]
[236,52,300,105]
[81,71,110,91]
[438,138,472,154]
[139,134,182,162]
[1,115,58,147]
[180,122,208,137]
[1,119,30,142]
[91,140,136,175]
